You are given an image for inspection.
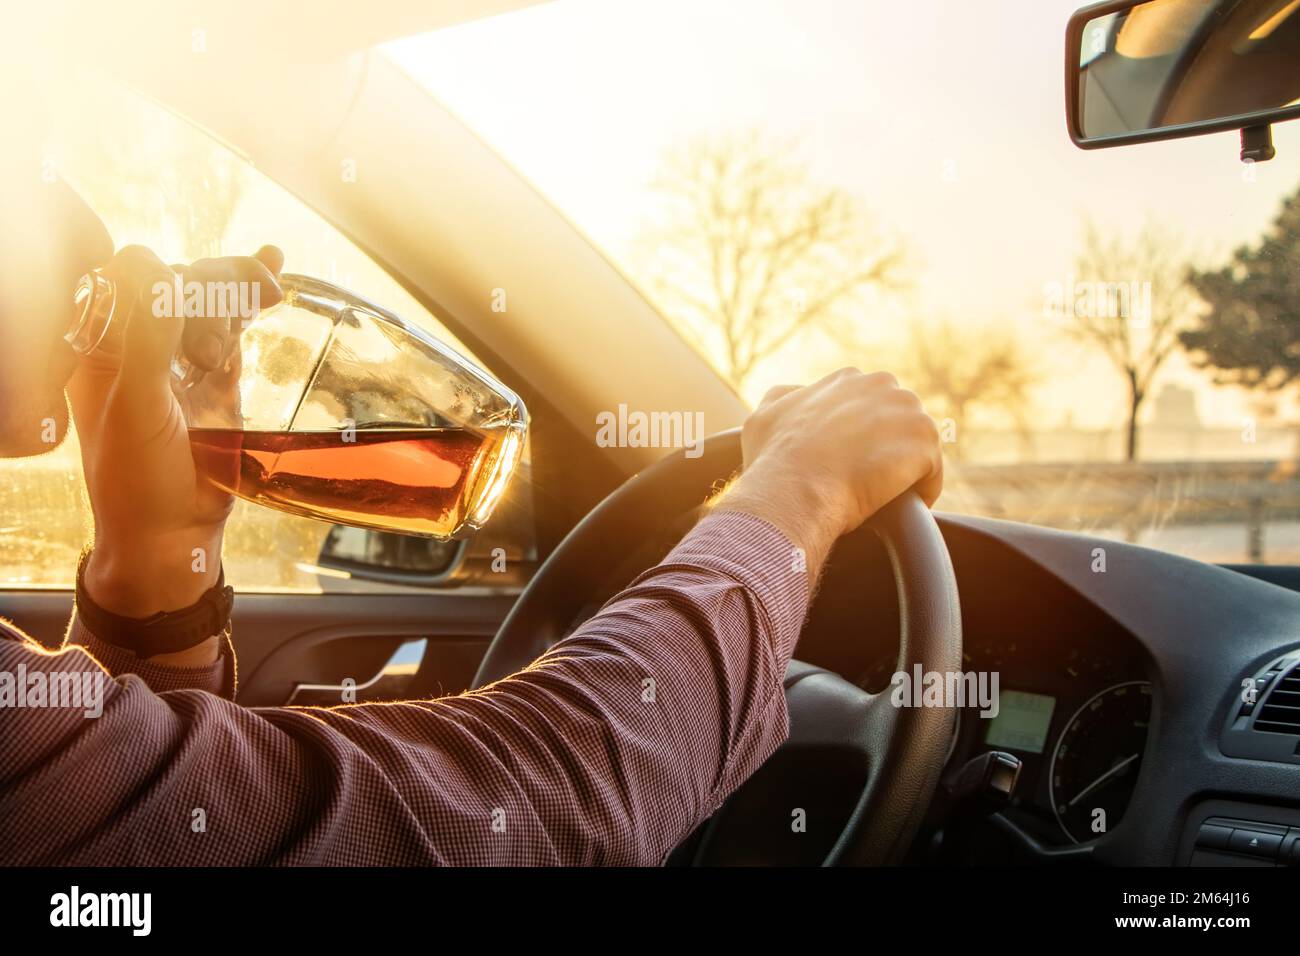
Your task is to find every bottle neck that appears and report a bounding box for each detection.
[67,268,119,357]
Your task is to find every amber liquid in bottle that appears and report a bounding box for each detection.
[189,427,509,538]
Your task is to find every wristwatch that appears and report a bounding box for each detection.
[74,554,235,657]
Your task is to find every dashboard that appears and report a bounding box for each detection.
[796,516,1155,857]
[788,509,1300,865]
[596,501,1300,866]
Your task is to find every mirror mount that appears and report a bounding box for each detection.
[1240,124,1276,164]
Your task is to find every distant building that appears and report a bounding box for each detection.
[1147,384,1201,429]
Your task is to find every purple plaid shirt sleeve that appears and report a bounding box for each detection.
[0,511,809,865]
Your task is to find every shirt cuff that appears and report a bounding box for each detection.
[655,509,812,662]
[66,614,236,699]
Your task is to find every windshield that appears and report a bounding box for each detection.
[385,0,1300,565]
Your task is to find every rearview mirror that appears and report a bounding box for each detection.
[1067,0,1300,158]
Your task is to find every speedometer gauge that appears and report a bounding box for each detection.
[1048,681,1152,844]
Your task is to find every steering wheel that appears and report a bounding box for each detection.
[472,428,962,865]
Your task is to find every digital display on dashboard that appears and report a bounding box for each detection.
[984,690,1057,754]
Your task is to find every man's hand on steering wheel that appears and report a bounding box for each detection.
[716,367,945,576]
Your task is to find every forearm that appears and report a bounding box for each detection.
[84,526,225,617]
[711,460,843,581]
[20,511,807,865]
[413,509,811,863]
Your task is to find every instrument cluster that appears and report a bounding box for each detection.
[857,632,1152,845]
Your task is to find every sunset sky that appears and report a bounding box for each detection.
[386,0,1300,431]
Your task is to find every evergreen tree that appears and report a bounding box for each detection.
[1183,187,1300,388]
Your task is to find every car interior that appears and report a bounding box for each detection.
[6,0,1300,870]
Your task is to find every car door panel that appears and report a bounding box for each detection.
[0,591,515,706]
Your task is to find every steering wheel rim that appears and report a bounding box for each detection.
[471,428,962,865]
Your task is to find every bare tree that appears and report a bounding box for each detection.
[902,319,1035,460]
[1061,223,1196,461]
[637,131,903,389]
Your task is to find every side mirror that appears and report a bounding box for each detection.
[311,463,537,590]
[318,525,469,587]
[1067,0,1300,160]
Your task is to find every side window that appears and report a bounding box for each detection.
[0,83,531,592]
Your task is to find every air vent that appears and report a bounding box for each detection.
[1254,664,1300,735]
[1221,655,1300,764]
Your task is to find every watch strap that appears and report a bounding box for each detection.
[75,554,235,657]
